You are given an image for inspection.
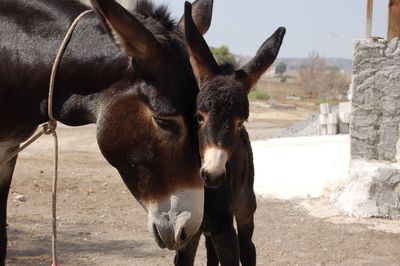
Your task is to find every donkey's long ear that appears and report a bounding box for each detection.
[184,2,219,85]
[178,0,214,35]
[90,0,164,71]
[238,27,286,92]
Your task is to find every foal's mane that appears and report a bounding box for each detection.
[218,62,237,75]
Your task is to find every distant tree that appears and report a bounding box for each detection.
[298,51,327,98]
[325,66,350,98]
[211,45,237,66]
[298,51,350,99]
[275,62,287,76]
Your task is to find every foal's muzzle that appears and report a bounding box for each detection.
[200,168,227,188]
[200,147,228,188]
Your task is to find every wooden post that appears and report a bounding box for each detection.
[388,0,400,41]
[366,0,373,38]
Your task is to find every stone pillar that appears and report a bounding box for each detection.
[397,127,400,161]
[332,38,400,218]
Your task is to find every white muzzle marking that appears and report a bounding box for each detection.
[202,147,228,178]
[146,187,204,250]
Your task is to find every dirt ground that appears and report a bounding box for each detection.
[247,101,312,140]
[5,104,400,265]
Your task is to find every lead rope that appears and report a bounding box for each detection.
[0,9,92,266]
[48,10,92,266]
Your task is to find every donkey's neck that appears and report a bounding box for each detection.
[0,0,130,134]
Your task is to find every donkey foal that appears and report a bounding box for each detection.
[174,2,286,266]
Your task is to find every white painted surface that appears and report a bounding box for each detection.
[252,135,350,200]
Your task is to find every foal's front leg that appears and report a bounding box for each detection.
[235,186,257,266]
[0,144,19,266]
[204,186,239,266]
[205,235,218,266]
[209,220,239,266]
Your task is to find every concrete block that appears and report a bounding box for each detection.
[339,123,349,134]
[327,124,337,135]
[327,113,338,124]
[320,103,330,115]
[339,102,351,115]
[339,112,350,124]
[319,114,328,125]
[327,114,338,135]
[319,125,327,136]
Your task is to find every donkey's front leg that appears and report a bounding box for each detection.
[0,143,19,266]
[174,229,201,266]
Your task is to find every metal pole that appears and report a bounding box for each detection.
[366,0,373,38]
[388,0,400,41]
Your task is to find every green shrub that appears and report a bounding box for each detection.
[315,99,339,106]
[248,91,270,101]
[210,45,237,65]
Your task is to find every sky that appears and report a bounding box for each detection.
[151,0,389,59]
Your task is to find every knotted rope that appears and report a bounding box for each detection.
[0,9,92,266]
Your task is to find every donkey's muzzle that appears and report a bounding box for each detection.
[147,187,204,250]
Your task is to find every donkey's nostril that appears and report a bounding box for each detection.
[221,172,227,183]
[179,228,187,242]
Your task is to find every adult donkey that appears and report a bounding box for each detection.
[0,0,214,263]
[175,2,285,265]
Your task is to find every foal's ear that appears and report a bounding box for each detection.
[90,0,164,72]
[178,0,214,35]
[184,2,219,85]
[238,27,286,93]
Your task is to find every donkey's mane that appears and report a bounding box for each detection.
[134,0,175,30]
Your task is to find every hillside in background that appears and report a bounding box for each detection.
[237,56,353,73]
[277,58,353,73]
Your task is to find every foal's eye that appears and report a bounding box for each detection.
[237,121,244,128]
[154,117,175,131]
[196,114,205,125]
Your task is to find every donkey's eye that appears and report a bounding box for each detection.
[154,117,175,131]
[237,121,244,128]
[196,114,205,125]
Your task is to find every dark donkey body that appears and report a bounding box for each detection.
[175,3,286,265]
[0,0,214,264]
